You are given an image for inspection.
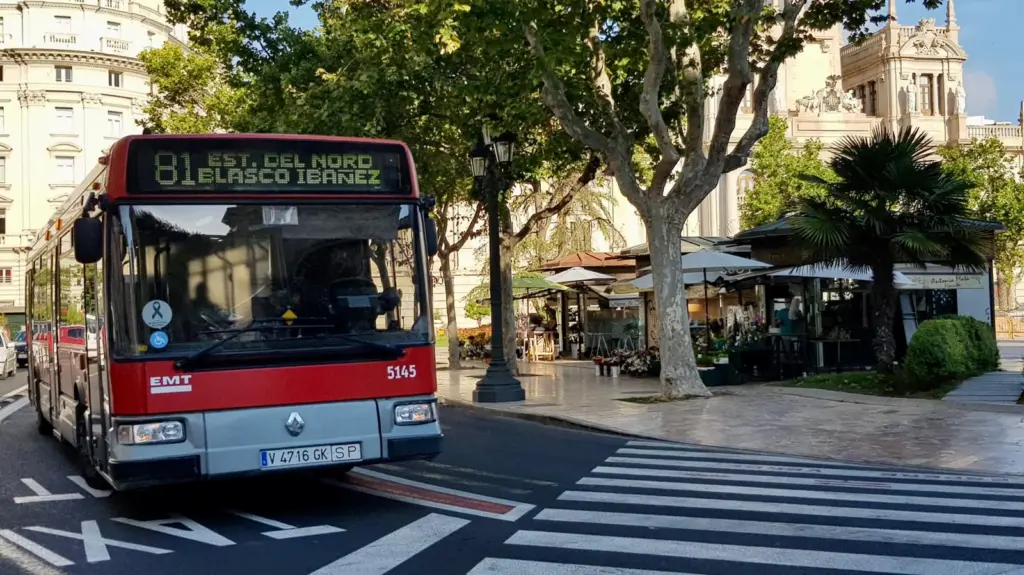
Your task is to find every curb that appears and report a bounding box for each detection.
[438,397,668,441]
[437,396,1024,478]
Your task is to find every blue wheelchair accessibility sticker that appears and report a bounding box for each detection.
[150,331,169,349]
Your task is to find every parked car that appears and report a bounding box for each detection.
[13,329,26,368]
[0,330,17,378]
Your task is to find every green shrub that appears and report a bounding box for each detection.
[935,314,1000,373]
[903,319,973,389]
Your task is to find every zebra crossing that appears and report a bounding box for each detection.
[466,439,1024,574]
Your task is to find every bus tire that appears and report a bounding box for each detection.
[75,407,109,490]
[36,407,52,436]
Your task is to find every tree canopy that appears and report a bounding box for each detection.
[937,137,1024,310]
[739,115,833,231]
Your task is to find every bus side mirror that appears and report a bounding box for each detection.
[73,218,103,264]
[424,218,438,257]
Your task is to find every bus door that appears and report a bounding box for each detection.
[31,252,59,428]
[83,259,109,468]
[54,234,84,441]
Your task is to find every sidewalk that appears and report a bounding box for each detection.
[436,362,1024,476]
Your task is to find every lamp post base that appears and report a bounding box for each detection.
[473,362,525,403]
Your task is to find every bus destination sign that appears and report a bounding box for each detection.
[128,138,408,194]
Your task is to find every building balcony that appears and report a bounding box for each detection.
[101,37,131,54]
[967,124,1023,140]
[42,33,78,49]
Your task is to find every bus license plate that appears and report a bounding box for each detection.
[259,443,362,469]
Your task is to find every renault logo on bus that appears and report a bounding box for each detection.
[285,412,305,436]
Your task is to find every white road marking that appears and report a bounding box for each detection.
[578,476,1024,511]
[13,478,84,504]
[616,447,864,467]
[308,513,469,575]
[26,521,172,563]
[0,397,28,424]
[0,528,73,568]
[467,557,688,575]
[534,508,1024,551]
[112,515,235,547]
[67,475,112,498]
[603,456,1024,486]
[229,511,344,540]
[504,530,1023,575]
[591,465,1024,497]
[1,385,26,399]
[557,490,1024,528]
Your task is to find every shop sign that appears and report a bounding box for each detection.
[902,274,985,290]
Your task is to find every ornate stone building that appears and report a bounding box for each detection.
[0,0,186,326]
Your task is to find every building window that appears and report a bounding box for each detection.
[0,211,6,235]
[147,30,155,46]
[53,16,71,33]
[54,107,74,133]
[107,111,122,136]
[55,156,75,183]
[0,157,7,184]
[106,21,121,37]
[868,81,877,116]
[0,107,5,132]
[741,86,753,114]
[919,74,934,116]
[0,268,11,284]
[108,70,122,87]
[55,66,72,82]
[737,171,755,207]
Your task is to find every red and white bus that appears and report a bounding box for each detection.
[26,134,441,491]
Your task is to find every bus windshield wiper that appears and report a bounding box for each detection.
[174,320,329,371]
[314,332,406,358]
[175,320,406,371]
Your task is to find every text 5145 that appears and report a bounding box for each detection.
[387,365,418,380]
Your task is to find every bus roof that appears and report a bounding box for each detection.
[104,133,419,201]
[27,133,421,259]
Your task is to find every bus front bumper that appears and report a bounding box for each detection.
[103,395,442,490]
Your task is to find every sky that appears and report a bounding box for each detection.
[246,0,1021,122]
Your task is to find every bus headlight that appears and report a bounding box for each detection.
[117,421,185,445]
[394,402,436,425]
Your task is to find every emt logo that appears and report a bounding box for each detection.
[149,375,193,394]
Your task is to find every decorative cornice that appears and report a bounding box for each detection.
[47,142,82,153]
[0,143,13,153]
[81,92,103,106]
[17,90,46,106]
[0,49,146,73]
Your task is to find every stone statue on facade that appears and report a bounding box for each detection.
[954,82,966,115]
[795,75,845,115]
[841,90,863,113]
[906,85,917,114]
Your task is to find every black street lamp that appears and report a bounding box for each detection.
[469,129,525,403]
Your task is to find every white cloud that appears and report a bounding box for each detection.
[963,69,998,118]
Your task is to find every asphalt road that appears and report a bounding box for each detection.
[1,370,1024,574]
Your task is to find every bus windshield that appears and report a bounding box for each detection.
[108,202,430,358]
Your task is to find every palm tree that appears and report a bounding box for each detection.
[791,125,988,373]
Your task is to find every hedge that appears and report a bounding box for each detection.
[935,314,1000,372]
[903,316,998,389]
